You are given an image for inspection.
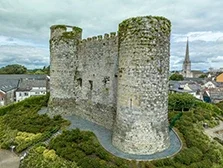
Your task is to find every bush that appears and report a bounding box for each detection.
[168,93,196,111]
[20,145,79,168]
[174,147,203,165]
[49,129,129,167]
[169,73,184,81]
[0,95,69,152]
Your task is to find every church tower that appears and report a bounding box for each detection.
[182,37,193,78]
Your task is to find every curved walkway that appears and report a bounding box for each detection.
[204,121,223,140]
[65,115,182,161]
[0,149,20,168]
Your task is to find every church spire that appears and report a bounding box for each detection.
[184,37,190,63]
[182,37,193,78]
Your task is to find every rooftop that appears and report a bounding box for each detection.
[0,75,47,92]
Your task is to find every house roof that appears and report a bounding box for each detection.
[183,77,206,85]
[169,80,200,92]
[0,75,47,92]
[169,88,194,93]
[0,79,19,92]
[187,83,201,92]
[17,79,46,91]
[205,81,223,87]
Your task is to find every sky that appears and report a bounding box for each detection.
[0,0,222,70]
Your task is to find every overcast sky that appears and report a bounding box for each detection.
[0,0,222,70]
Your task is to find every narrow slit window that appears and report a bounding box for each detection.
[130,98,133,109]
[77,78,82,87]
[67,27,72,32]
[89,80,93,90]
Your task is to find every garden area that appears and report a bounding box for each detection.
[0,94,69,153]
[1,93,223,167]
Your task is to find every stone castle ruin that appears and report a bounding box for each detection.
[49,16,171,155]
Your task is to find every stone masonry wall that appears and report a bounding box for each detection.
[49,16,171,155]
[112,16,171,154]
[49,26,118,130]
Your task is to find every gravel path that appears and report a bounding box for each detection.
[65,115,182,161]
[0,149,20,168]
[39,107,182,160]
[204,121,223,140]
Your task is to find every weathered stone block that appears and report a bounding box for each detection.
[49,15,171,155]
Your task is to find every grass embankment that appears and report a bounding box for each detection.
[0,94,69,153]
[2,93,223,167]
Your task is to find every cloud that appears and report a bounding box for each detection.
[0,45,49,69]
[1,0,222,39]
[172,31,223,42]
[217,36,223,43]
[0,0,223,70]
[171,38,223,70]
[0,35,43,47]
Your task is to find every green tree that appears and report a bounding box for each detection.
[168,93,196,111]
[0,64,27,74]
[199,74,207,78]
[169,73,184,81]
[27,65,50,75]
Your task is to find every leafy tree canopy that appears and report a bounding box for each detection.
[169,73,184,81]
[199,74,207,78]
[0,64,27,74]
[0,64,50,75]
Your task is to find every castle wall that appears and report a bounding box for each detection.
[49,26,118,129]
[50,26,81,99]
[49,16,171,155]
[70,34,119,129]
[112,16,171,154]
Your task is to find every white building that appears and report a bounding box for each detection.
[15,78,47,102]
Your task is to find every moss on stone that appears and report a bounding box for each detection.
[118,16,171,42]
[50,25,67,30]
[72,26,82,33]
[61,32,74,39]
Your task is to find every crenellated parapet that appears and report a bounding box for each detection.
[79,32,117,45]
[50,25,82,42]
[49,16,171,156]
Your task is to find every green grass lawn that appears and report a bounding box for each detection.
[1,93,223,168]
[0,94,69,153]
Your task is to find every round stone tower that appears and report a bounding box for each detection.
[112,16,171,155]
[50,25,82,99]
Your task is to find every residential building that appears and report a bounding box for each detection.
[0,74,48,105]
[169,80,202,100]
[15,78,47,102]
[216,72,223,83]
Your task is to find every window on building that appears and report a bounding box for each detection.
[77,78,82,87]
[89,80,93,90]
[130,98,133,109]
[19,93,22,97]
[24,92,28,96]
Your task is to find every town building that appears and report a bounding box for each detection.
[216,72,223,83]
[0,75,48,106]
[182,38,193,78]
[15,78,47,102]
[181,38,203,78]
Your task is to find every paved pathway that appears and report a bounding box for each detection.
[65,115,182,161]
[204,121,223,140]
[0,149,20,168]
[39,107,182,160]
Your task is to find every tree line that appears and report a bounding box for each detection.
[0,64,50,75]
